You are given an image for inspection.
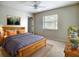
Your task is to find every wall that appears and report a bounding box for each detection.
[78,4,79,27]
[34,4,79,42]
[0,5,32,32]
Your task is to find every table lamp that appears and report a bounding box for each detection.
[0,27,3,34]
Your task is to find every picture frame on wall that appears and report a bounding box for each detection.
[7,16,21,25]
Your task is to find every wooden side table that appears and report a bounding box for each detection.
[0,34,4,45]
[64,41,79,57]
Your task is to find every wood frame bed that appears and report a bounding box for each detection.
[16,38,46,57]
[3,38,47,57]
[1,27,47,57]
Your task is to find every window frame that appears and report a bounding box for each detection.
[43,14,58,30]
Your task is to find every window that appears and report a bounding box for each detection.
[43,14,58,30]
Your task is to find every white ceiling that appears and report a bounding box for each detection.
[0,1,78,13]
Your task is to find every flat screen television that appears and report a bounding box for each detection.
[7,17,20,25]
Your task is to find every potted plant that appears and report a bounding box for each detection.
[67,25,79,49]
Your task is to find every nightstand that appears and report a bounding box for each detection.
[0,34,4,45]
[64,44,79,57]
[64,37,79,57]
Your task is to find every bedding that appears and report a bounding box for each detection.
[2,33,44,56]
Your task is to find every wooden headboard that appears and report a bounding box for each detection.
[3,26,25,30]
[2,26,25,37]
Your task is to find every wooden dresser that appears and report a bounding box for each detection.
[64,37,79,57]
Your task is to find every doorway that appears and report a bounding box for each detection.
[28,17,34,33]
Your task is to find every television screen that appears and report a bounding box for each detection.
[7,17,20,25]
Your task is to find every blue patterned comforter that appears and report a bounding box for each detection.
[2,33,44,56]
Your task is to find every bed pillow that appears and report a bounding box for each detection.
[17,29,25,34]
[6,30,17,37]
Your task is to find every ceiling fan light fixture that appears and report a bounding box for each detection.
[33,1,41,9]
[34,4,38,9]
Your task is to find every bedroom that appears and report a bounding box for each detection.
[0,1,79,57]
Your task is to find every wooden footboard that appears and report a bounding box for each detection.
[16,38,47,57]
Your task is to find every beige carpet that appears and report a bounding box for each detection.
[0,47,10,57]
[0,43,53,57]
[31,43,53,57]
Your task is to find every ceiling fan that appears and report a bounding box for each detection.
[20,1,44,9]
[32,1,41,9]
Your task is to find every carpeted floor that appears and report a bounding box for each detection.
[0,47,10,57]
[31,43,53,57]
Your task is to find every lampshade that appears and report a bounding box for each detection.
[0,27,3,31]
[0,27,3,34]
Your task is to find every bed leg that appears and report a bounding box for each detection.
[45,40,47,47]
